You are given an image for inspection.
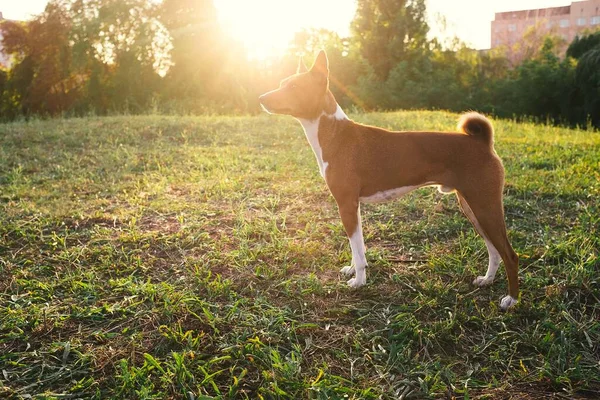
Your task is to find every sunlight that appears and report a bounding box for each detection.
[213,0,354,60]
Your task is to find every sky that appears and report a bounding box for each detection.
[0,0,576,50]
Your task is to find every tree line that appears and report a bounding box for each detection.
[0,0,599,128]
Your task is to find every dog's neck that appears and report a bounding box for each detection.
[296,91,347,178]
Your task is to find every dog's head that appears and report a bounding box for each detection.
[259,50,334,120]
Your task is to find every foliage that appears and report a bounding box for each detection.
[0,2,76,116]
[160,0,239,104]
[92,0,173,112]
[504,21,566,66]
[566,31,600,59]
[574,48,600,127]
[351,0,428,80]
[1,111,599,398]
[489,39,576,124]
[0,0,173,116]
[1,0,600,128]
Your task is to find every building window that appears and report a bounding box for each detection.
[508,24,517,32]
[546,20,554,28]
[592,16,600,25]
[577,17,586,26]
[559,19,570,27]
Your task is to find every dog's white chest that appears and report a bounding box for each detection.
[298,115,328,178]
[297,107,348,179]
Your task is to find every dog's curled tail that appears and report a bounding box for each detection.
[457,112,494,147]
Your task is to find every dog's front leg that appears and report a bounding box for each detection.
[337,199,367,288]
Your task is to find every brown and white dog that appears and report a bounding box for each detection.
[259,50,519,310]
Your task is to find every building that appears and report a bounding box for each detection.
[491,0,600,49]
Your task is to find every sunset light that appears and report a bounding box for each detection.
[213,0,355,59]
[3,0,582,54]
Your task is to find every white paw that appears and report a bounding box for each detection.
[340,265,355,276]
[473,276,494,287]
[347,277,366,288]
[500,295,518,310]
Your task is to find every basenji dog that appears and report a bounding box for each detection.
[259,50,519,310]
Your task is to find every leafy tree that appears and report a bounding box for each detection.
[493,39,575,124]
[92,0,172,111]
[0,0,172,115]
[505,22,565,66]
[161,0,232,101]
[461,48,511,113]
[574,48,600,127]
[567,31,600,60]
[0,0,598,128]
[351,0,428,80]
[1,1,79,115]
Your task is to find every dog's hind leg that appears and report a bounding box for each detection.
[337,199,367,287]
[457,194,501,287]
[458,190,519,310]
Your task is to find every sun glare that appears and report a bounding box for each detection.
[213,0,355,60]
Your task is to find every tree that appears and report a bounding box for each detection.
[574,48,600,127]
[491,38,575,124]
[0,1,80,115]
[89,0,172,111]
[351,0,428,80]
[161,0,233,101]
[565,31,600,127]
[0,0,173,115]
[498,21,565,66]
[567,31,600,60]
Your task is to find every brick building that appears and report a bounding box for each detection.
[491,0,600,49]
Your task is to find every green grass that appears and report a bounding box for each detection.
[0,111,598,399]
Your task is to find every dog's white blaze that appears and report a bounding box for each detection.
[298,115,328,177]
[359,185,421,204]
[298,105,347,179]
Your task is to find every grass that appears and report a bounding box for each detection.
[0,110,598,399]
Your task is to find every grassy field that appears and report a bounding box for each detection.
[0,111,599,399]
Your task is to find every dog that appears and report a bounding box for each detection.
[259,50,519,310]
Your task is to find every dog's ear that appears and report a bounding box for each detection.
[310,50,329,82]
[297,56,308,74]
